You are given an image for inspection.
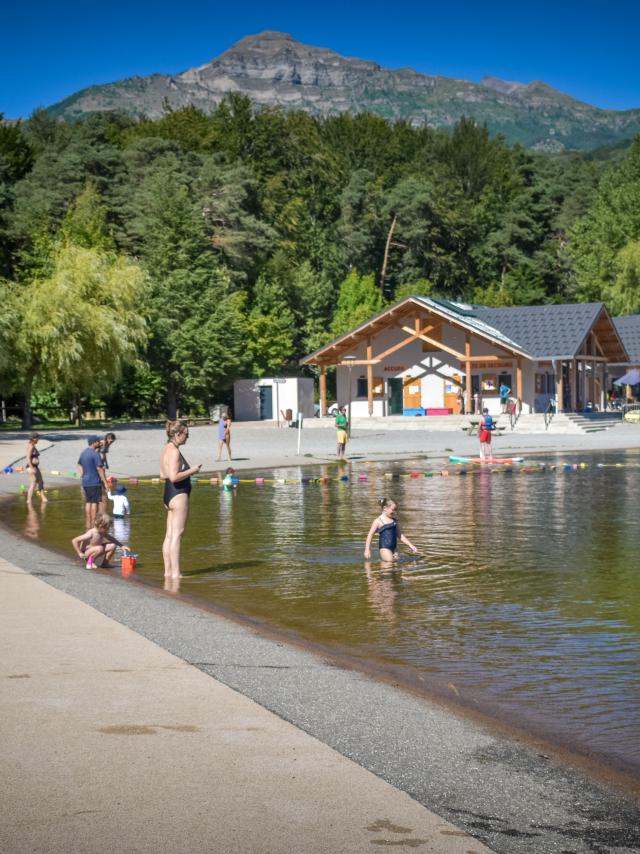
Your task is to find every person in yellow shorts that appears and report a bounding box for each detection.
[335,406,348,458]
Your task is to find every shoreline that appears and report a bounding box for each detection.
[2,498,640,796]
[1,522,640,853]
[3,424,640,852]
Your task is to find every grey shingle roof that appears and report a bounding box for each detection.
[415,297,528,354]
[471,303,604,359]
[613,315,640,363]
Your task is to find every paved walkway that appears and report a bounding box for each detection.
[0,557,492,854]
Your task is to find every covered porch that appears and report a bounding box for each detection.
[302,297,531,418]
[301,298,629,418]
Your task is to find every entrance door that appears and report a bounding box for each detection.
[388,378,403,415]
[444,374,462,413]
[403,377,422,411]
[259,385,273,420]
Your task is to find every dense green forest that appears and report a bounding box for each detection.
[1,96,639,424]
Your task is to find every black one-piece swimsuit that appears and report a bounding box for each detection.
[163,450,192,507]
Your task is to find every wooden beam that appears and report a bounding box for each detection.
[556,361,564,413]
[465,333,472,415]
[401,326,466,361]
[516,357,523,413]
[338,359,379,366]
[373,325,434,361]
[319,367,327,417]
[590,335,596,406]
[367,340,374,417]
[570,360,577,411]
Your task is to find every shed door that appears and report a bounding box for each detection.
[259,385,273,420]
[403,378,422,409]
[444,374,461,413]
[388,378,403,415]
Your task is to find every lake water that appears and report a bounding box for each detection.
[6,451,640,779]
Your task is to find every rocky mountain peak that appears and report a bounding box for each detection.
[46,32,640,151]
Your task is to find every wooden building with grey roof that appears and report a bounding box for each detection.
[301,297,628,417]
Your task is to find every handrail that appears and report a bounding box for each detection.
[544,399,555,431]
[508,403,521,431]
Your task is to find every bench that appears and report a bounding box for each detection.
[462,418,504,437]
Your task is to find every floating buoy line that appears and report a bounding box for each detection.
[4,458,637,489]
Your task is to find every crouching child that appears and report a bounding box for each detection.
[71,511,130,569]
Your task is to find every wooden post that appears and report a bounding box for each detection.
[556,361,563,413]
[601,364,606,411]
[465,334,472,415]
[319,367,327,417]
[516,357,523,413]
[570,360,577,412]
[590,335,596,408]
[367,340,374,417]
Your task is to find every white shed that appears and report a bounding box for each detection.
[233,377,315,423]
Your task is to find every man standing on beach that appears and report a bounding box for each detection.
[335,406,349,458]
[78,436,109,527]
[499,381,511,414]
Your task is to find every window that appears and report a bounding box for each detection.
[535,373,545,394]
[498,373,512,393]
[421,324,442,352]
[356,377,384,397]
[481,374,497,392]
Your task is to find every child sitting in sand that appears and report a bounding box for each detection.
[71,512,130,569]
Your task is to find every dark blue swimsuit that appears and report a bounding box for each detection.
[378,520,398,552]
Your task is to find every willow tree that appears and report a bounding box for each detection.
[13,242,148,426]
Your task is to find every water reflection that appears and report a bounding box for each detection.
[6,451,640,776]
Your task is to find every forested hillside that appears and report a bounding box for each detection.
[1,98,639,421]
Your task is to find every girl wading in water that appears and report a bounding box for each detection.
[160,421,202,579]
[26,432,48,504]
[364,497,418,565]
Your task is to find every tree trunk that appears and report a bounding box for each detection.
[380,214,397,292]
[166,381,178,420]
[21,375,34,430]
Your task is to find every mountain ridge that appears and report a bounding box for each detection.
[47,31,640,151]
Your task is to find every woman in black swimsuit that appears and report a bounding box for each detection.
[26,432,47,504]
[160,421,202,579]
[364,497,417,565]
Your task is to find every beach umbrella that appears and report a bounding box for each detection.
[613,368,640,385]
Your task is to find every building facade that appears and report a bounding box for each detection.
[301,297,629,417]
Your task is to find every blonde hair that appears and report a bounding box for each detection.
[165,420,188,440]
[95,512,111,530]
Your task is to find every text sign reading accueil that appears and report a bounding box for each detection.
[272,378,287,384]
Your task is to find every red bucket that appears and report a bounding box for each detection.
[121,555,137,577]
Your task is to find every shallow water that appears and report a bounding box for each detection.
[7,450,640,777]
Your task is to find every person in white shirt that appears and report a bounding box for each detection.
[107,485,131,519]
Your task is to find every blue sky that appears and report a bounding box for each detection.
[2,0,639,118]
